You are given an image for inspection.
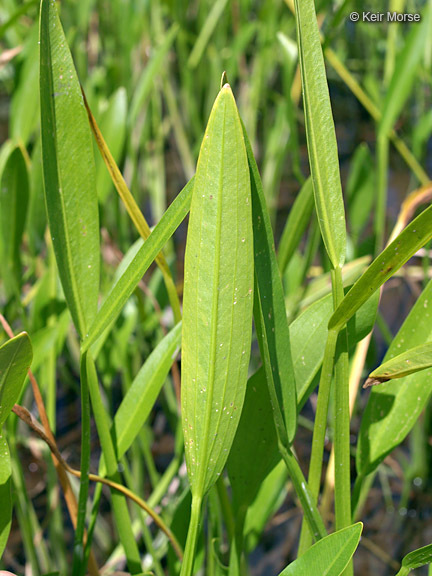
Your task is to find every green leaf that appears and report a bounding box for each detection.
[395,542,432,576]
[0,434,12,560]
[181,84,254,499]
[82,176,194,353]
[112,322,181,460]
[365,341,432,387]
[379,4,431,137]
[129,24,179,126]
[242,121,297,445]
[346,144,374,243]
[187,0,229,69]
[277,177,314,275]
[0,141,29,296]
[243,460,288,552]
[0,333,33,427]
[95,87,127,203]
[10,21,40,144]
[40,0,100,339]
[294,0,346,268]
[329,205,432,332]
[291,289,379,407]
[357,278,432,477]
[278,523,362,576]
[227,367,279,514]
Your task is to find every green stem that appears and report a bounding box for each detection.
[298,266,347,554]
[375,133,389,254]
[84,352,142,573]
[180,495,203,576]
[332,267,352,576]
[216,475,235,543]
[72,351,92,576]
[279,443,327,542]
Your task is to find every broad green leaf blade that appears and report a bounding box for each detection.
[81,176,194,353]
[40,0,100,338]
[277,177,314,274]
[365,341,432,387]
[0,333,33,427]
[346,144,374,243]
[398,542,432,574]
[0,141,29,297]
[294,0,346,268]
[278,523,362,576]
[329,204,432,332]
[182,84,254,498]
[0,435,12,559]
[357,278,432,477]
[112,322,181,460]
[242,121,297,444]
[379,5,431,137]
[227,368,279,514]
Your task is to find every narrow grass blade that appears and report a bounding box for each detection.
[0,333,33,426]
[82,87,182,323]
[40,0,100,338]
[357,278,432,478]
[129,24,179,126]
[182,83,253,499]
[0,141,29,296]
[293,0,346,268]
[395,543,432,576]
[365,341,432,387]
[95,87,127,203]
[329,205,432,332]
[277,177,314,274]
[379,4,430,138]
[112,322,181,459]
[10,21,40,145]
[187,0,229,69]
[0,434,12,559]
[278,523,362,576]
[242,121,297,444]
[81,176,193,352]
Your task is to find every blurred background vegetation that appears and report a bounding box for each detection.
[1,0,432,574]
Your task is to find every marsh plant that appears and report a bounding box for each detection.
[1,0,432,575]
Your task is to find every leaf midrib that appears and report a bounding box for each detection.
[195,95,227,497]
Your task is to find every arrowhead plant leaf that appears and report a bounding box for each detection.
[182,82,253,499]
[180,82,253,576]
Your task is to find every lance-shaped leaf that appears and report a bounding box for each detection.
[40,0,100,338]
[81,177,194,352]
[0,141,29,297]
[395,542,432,576]
[181,83,254,499]
[278,523,362,576]
[242,121,297,445]
[0,333,33,427]
[365,341,432,387]
[329,204,432,332]
[357,278,432,477]
[112,322,181,460]
[294,0,346,269]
